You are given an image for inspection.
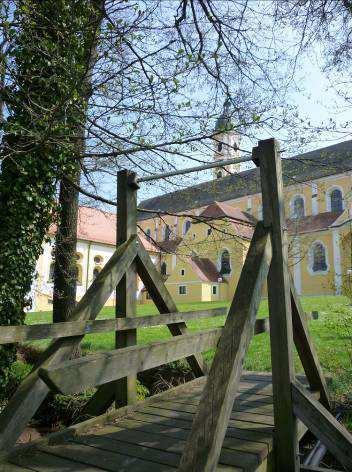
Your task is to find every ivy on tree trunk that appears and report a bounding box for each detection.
[0,0,104,390]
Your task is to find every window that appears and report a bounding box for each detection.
[292,196,305,218]
[161,261,167,275]
[163,225,171,240]
[216,170,223,179]
[180,268,185,276]
[48,262,55,283]
[183,220,191,235]
[94,255,103,264]
[217,142,223,152]
[93,266,101,280]
[145,228,151,240]
[146,291,152,300]
[311,242,328,273]
[220,249,231,275]
[330,188,343,213]
[179,285,187,295]
[212,285,218,295]
[207,227,212,236]
[74,264,83,285]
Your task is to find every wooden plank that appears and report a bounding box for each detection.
[292,381,352,471]
[179,223,272,472]
[86,236,208,416]
[0,307,227,345]
[77,426,260,471]
[0,236,137,454]
[155,398,274,416]
[257,138,299,471]
[142,403,274,427]
[115,170,138,407]
[136,241,206,377]
[0,463,33,472]
[98,421,271,457]
[39,328,222,394]
[125,411,274,439]
[300,466,342,472]
[37,442,175,471]
[8,448,102,471]
[72,434,182,468]
[290,282,330,409]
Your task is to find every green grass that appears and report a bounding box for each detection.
[26,295,352,401]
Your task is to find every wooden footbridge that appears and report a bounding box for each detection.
[1,139,352,471]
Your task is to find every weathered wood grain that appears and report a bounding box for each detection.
[115,170,138,407]
[0,308,228,345]
[39,328,222,394]
[257,139,299,471]
[0,236,137,453]
[9,448,102,471]
[37,442,175,471]
[179,223,272,472]
[290,282,330,409]
[292,381,352,471]
[136,241,206,377]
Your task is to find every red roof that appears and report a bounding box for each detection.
[287,211,343,235]
[49,206,159,252]
[189,257,222,282]
[199,201,255,240]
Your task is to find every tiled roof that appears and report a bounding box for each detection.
[199,201,255,224]
[189,257,222,282]
[138,140,352,220]
[157,237,183,254]
[286,211,343,235]
[199,201,255,239]
[49,206,160,252]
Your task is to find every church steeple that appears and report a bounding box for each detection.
[213,98,241,179]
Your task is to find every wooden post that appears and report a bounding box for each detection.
[115,170,138,407]
[257,139,299,471]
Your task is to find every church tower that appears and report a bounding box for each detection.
[213,98,241,179]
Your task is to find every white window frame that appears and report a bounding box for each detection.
[178,285,187,295]
[308,240,330,276]
[326,185,344,212]
[290,194,306,218]
[218,247,232,276]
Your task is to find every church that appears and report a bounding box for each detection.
[31,104,352,311]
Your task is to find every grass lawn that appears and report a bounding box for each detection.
[26,295,352,402]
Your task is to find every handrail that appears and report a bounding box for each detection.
[0,308,270,344]
[0,307,227,344]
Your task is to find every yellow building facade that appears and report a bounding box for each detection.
[30,111,352,310]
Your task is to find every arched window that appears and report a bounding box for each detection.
[292,196,305,218]
[161,262,167,276]
[183,220,191,235]
[216,170,223,179]
[145,228,151,240]
[94,255,103,264]
[93,266,101,280]
[311,242,327,273]
[163,225,171,240]
[330,188,343,213]
[48,262,55,283]
[220,249,231,275]
[74,264,83,285]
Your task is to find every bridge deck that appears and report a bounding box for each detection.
[2,372,298,472]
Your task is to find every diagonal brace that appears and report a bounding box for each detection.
[179,222,272,472]
[292,381,352,471]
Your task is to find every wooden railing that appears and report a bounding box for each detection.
[0,308,269,345]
